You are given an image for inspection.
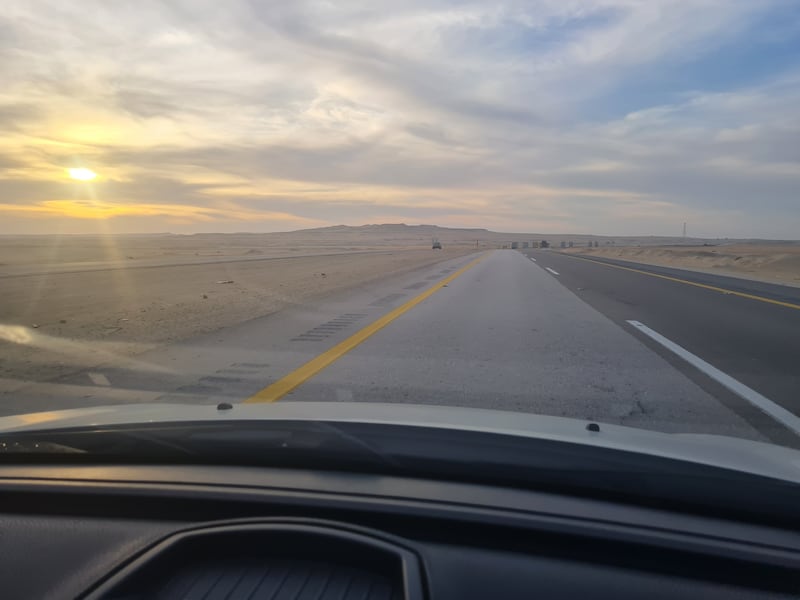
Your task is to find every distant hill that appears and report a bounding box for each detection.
[291,223,491,235]
[278,223,795,247]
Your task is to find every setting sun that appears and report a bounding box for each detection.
[68,168,97,181]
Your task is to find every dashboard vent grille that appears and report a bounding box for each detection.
[90,522,420,600]
[155,558,398,600]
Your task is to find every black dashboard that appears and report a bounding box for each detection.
[0,463,798,599]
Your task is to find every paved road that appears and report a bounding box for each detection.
[3,249,795,446]
[0,249,398,279]
[274,250,767,439]
[521,249,800,445]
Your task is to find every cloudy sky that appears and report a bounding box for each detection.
[1,1,798,237]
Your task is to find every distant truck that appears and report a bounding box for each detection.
[432,239,442,250]
[511,242,519,249]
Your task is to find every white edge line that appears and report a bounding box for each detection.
[529,257,537,262]
[545,267,559,275]
[627,320,800,436]
[87,372,111,387]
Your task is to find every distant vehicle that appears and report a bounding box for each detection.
[432,240,442,250]
[511,242,519,249]
[540,240,550,248]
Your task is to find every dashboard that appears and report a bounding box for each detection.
[0,463,798,599]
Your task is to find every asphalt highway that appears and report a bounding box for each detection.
[5,249,798,447]
[521,249,800,446]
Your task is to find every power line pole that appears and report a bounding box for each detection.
[683,222,687,238]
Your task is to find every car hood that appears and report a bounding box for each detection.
[1,401,799,483]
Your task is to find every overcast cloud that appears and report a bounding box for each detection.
[0,0,798,237]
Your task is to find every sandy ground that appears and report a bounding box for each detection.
[3,228,797,384]
[0,234,478,383]
[562,244,800,287]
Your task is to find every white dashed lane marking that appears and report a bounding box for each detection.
[627,320,800,437]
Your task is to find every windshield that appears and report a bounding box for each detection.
[1,0,799,464]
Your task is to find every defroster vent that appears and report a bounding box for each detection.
[85,520,424,600]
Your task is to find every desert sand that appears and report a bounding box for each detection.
[3,226,797,384]
[1,230,480,383]
[562,244,800,287]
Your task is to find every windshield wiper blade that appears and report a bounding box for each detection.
[0,420,395,470]
[0,440,86,454]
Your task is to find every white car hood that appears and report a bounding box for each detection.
[1,401,800,483]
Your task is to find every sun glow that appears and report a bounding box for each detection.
[68,168,97,181]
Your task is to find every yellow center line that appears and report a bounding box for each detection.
[557,252,800,311]
[245,253,487,403]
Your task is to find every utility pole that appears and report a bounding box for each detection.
[683,222,687,238]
